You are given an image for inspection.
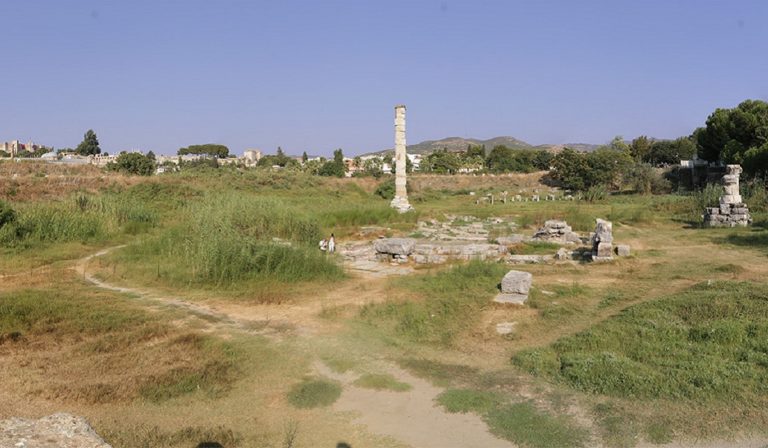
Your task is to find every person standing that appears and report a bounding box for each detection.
[328,233,336,253]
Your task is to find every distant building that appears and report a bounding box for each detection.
[1,140,52,157]
[243,149,262,167]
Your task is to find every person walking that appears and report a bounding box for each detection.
[328,233,336,253]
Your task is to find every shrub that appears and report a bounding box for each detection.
[374,178,395,199]
[0,200,16,228]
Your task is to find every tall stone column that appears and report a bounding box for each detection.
[390,104,413,212]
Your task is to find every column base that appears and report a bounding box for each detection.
[390,196,413,213]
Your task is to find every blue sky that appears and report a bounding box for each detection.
[2,0,767,156]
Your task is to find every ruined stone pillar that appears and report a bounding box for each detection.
[390,104,413,212]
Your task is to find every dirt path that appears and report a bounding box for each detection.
[315,361,515,448]
[73,246,289,336]
[74,245,518,447]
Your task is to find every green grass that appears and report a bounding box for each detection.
[485,402,589,448]
[507,241,562,255]
[436,388,502,414]
[0,288,157,339]
[513,281,768,403]
[352,373,411,391]
[0,193,157,248]
[286,377,342,408]
[360,261,509,345]
[111,192,345,287]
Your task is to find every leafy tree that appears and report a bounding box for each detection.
[75,129,101,156]
[363,157,384,178]
[302,151,308,163]
[648,137,696,166]
[110,152,155,176]
[743,143,768,178]
[630,136,652,162]
[146,150,156,161]
[550,147,632,191]
[178,144,229,158]
[422,149,460,174]
[485,145,518,172]
[533,150,554,170]
[257,147,296,168]
[319,148,346,177]
[609,136,631,154]
[697,100,768,165]
[465,144,486,159]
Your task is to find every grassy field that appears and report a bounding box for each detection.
[2,162,768,447]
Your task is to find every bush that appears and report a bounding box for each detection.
[0,200,16,228]
[374,178,395,200]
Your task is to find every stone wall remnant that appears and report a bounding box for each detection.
[703,164,752,227]
[532,220,581,244]
[390,104,413,213]
[591,218,613,261]
[494,270,532,304]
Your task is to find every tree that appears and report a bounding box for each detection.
[465,144,486,159]
[550,147,632,191]
[75,130,101,156]
[422,149,460,174]
[319,148,346,177]
[533,150,554,170]
[146,150,156,161]
[110,152,155,176]
[177,144,229,158]
[696,99,768,164]
[302,151,308,163]
[647,137,696,166]
[630,136,652,162]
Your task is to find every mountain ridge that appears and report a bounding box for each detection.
[364,136,600,156]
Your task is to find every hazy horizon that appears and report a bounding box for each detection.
[2,0,767,156]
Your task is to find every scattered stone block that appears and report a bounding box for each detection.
[495,321,517,335]
[615,244,631,257]
[532,220,581,244]
[373,238,415,256]
[555,247,572,260]
[494,270,532,304]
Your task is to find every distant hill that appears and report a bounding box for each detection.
[365,136,599,156]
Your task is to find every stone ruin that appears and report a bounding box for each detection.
[0,413,111,448]
[703,164,752,227]
[591,218,614,261]
[347,215,629,268]
[532,220,581,244]
[494,270,532,304]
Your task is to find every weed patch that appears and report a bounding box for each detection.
[513,281,768,403]
[287,377,342,408]
[485,402,589,448]
[436,388,502,414]
[360,261,508,345]
[353,373,411,391]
